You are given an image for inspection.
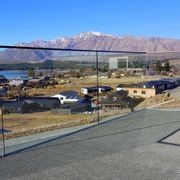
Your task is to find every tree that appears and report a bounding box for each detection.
[154,61,162,73]
[163,60,171,72]
[100,66,108,72]
[28,69,35,77]
[75,72,81,78]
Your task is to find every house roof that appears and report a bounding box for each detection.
[100,86,113,91]
[2,99,38,108]
[100,91,134,106]
[117,83,144,88]
[117,79,176,89]
[23,100,35,104]
[59,102,90,109]
[19,97,60,106]
[144,80,175,87]
[82,86,113,91]
[20,96,59,101]
[59,90,80,99]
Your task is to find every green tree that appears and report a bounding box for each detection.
[154,61,162,72]
[28,69,35,77]
[163,60,171,72]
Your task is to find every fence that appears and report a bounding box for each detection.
[0,45,180,157]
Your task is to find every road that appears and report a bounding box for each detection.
[1,109,180,180]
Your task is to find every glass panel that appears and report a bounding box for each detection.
[1,46,180,159]
[97,52,147,122]
[0,47,97,155]
[0,107,5,157]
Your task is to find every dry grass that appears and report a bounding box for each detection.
[3,111,93,131]
[2,109,130,139]
[137,93,173,109]
[25,76,157,96]
[157,97,180,109]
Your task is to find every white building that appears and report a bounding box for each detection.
[52,90,80,104]
[9,79,24,86]
[109,56,129,69]
[81,86,113,95]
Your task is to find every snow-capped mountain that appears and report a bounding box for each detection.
[1,32,180,63]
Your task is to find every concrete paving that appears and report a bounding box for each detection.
[1,109,180,180]
[1,112,129,155]
[160,129,180,145]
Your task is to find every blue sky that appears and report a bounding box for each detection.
[1,0,180,45]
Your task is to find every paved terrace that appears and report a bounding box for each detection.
[1,109,180,180]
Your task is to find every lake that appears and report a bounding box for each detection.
[0,70,28,79]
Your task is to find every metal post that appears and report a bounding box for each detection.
[146,54,149,72]
[96,51,100,124]
[126,57,129,70]
[1,105,5,157]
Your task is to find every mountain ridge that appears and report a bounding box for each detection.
[1,32,180,63]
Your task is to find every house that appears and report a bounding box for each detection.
[2,100,40,114]
[100,86,113,93]
[100,91,134,109]
[52,90,81,104]
[51,91,92,114]
[1,96,60,114]
[0,87,7,96]
[9,79,28,86]
[128,68,145,76]
[116,79,178,98]
[19,96,60,111]
[116,82,156,98]
[81,86,113,95]
[26,78,49,88]
[0,75,8,84]
[52,101,92,115]
[143,80,176,93]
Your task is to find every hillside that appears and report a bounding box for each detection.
[1,31,180,63]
